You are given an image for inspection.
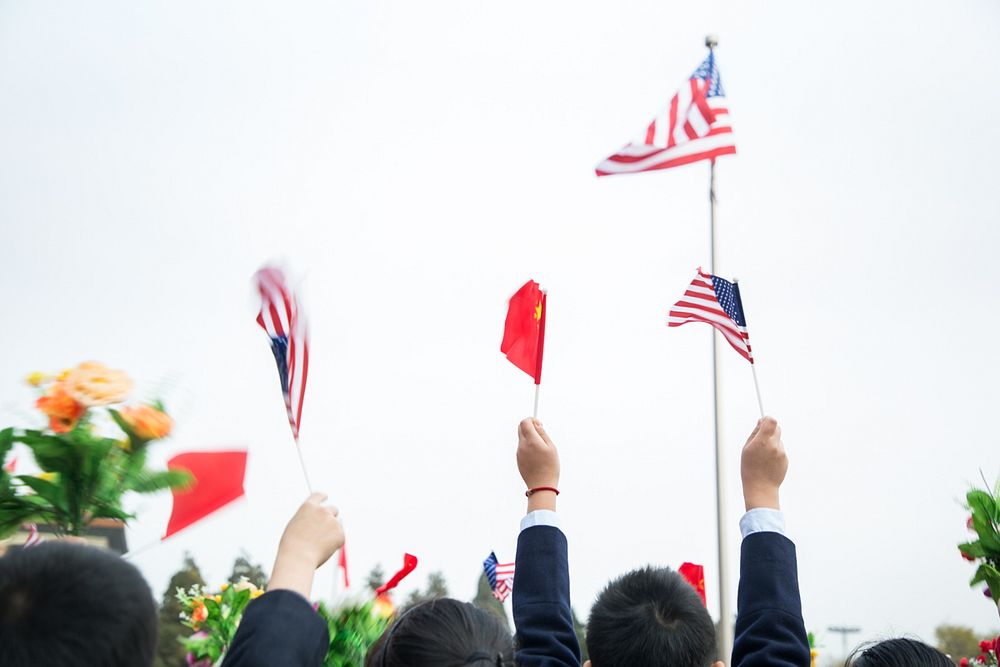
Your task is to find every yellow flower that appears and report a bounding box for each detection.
[63,362,132,407]
[220,583,230,592]
[214,595,222,603]
[56,369,71,381]
[37,472,57,482]
[119,405,172,440]
[250,589,264,599]
[25,372,49,387]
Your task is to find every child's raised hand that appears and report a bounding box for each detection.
[517,418,560,512]
[740,417,788,511]
[269,492,344,598]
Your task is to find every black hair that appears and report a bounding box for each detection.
[846,638,953,667]
[586,566,716,667]
[366,597,514,667]
[0,541,157,667]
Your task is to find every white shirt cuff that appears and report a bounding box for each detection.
[739,508,786,539]
[520,509,561,532]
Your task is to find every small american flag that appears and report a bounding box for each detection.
[669,268,753,363]
[483,552,515,602]
[254,267,310,441]
[596,50,735,176]
[23,523,40,548]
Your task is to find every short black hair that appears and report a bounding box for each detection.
[366,597,514,667]
[0,542,157,667]
[846,638,953,667]
[586,566,716,667]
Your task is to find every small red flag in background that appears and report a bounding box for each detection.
[501,280,546,384]
[163,451,248,540]
[678,562,707,606]
[338,541,350,588]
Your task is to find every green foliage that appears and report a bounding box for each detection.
[0,423,190,537]
[405,570,449,607]
[177,580,261,664]
[934,624,980,665]
[472,571,509,632]
[228,551,269,590]
[960,479,1000,606]
[155,554,206,667]
[317,600,392,667]
[572,607,589,662]
[365,564,385,594]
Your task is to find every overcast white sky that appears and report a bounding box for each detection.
[2,0,999,656]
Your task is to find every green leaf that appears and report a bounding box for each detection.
[959,541,987,558]
[971,562,1000,604]
[968,489,997,521]
[15,475,69,515]
[0,427,14,461]
[127,468,192,494]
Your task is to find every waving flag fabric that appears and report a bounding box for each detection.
[375,553,419,597]
[163,451,248,539]
[483,551,516,602]
[669,268,753,363]
[596,51,735,176]
[678,562,707,606]
[501,280,546,384]
[254,266,310,441]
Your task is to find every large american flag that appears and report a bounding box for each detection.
[483,551,515,602]
[254,266,310,441]
[596,51,735,176]
[669,268,753,363]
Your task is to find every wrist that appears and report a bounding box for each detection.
[527,489,557,513]
[744,487,780,512]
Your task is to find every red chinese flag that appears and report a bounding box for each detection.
[338,541,350,588]
[375,553,418,596]
[678,562,707,606]
[501,280,546,384]
[163,451,248,540]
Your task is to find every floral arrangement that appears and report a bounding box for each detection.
[960,637,1000,666]
[959,479,1000,613]
[317,599,393,667]
[0,362,190,537]
[178,585,393,667]
[178,579,265,666]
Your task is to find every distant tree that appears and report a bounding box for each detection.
[572,607,589,662]
[227,550,268,589]
[366,564,385,593]
[405,570,450,607]
[935,624,980,664]
[154,553,205,667]
[472,571,510,631]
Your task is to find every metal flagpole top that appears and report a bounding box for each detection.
[705,34,719,49]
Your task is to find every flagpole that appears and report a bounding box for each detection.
[707,32,734,661]
[533,384,541,419]
[750,364,765,418]
[293,436,314,494]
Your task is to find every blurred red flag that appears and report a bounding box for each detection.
[163,451,248,540]
[678,562,707,606]
[501,280,546,384]
[375,553,418,596]
[338,541,350,588]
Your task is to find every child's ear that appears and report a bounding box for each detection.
[582,662,592,667]
[712,662,725,667]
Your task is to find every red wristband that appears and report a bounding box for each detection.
[525,486,560,497]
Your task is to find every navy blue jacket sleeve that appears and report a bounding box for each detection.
[512,525,582,667]
[221,589,329,667]
[732,532,811,667]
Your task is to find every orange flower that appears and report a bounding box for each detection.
[63,362,132,407]
[36,384,86,433]
[191,600,208,627]
[120,405,172,440]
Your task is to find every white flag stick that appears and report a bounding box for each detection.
[750,364,765,418]
[293,437,314,494]
[533,384,541,419]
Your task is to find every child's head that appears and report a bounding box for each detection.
[0,541,158,667]
[366,597,514,667]
[585,566,722,667]
[846,638,953,666]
